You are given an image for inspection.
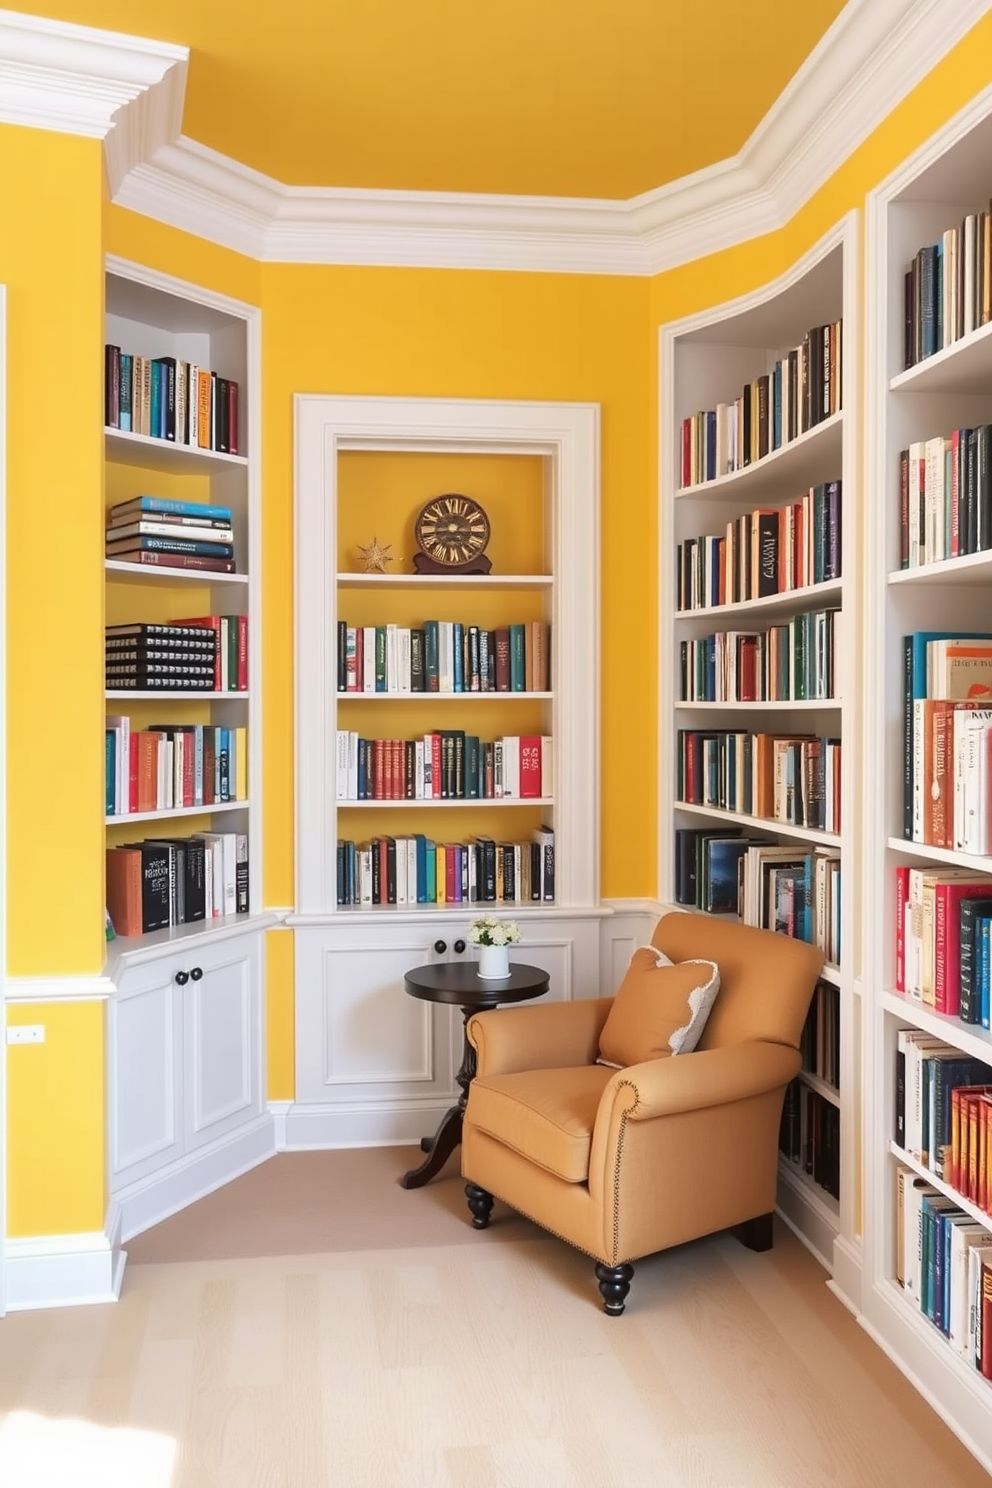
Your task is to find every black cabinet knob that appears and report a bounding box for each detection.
[190,966,203,982]
[434,939,447,955]
[453,939,466,954]
[174,970,189,986]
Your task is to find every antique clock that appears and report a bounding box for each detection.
[413,493,492,575]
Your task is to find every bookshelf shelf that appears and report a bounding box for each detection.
[865,97,992,1456]
[798,1068,841,1106]
[887,550,992,587]
[889,316,992,394]
[337,572,554,590]
[105,426,249,473]
[336,691,553,703]
[105,690,251,701]
[105,560,249,587]
[338,797,554,810]
[661,215,857,1300]
[106,800,248,827]
[675,801,841,849]
[889,1142,992,1235]
[676,410,843,505]
[674,699,841,713]
[881,990,992,1064]
[677,578,843,623]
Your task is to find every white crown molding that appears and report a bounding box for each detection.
[110,0,991,273]
[0,7,186,193]
[3,0,991,270]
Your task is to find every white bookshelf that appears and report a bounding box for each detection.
[102,260,276,1244]
[659,214,860,1295]
[287,395,605,1148]
[864,93,992,1472]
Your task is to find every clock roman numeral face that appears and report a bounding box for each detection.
[415,494,491,567]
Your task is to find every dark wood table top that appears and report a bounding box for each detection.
[403,960,550,1009]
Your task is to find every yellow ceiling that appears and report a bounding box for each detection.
[28,1,847,199]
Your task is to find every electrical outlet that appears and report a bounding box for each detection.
[6,1024,45,1044]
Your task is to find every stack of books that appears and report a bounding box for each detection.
[106,622,219,692]
[105,495,236,574]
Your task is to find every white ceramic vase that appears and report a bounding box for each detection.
[477,943,511,979]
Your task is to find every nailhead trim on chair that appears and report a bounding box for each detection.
[611,1081,636,1266]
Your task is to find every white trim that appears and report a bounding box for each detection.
[4,1203,124,1311]
[0,9,187,193]
[828,1233,864,1316]
[268,1099,291,1150]
[104,0,990,273]
[114,1112,275,1241]
[5,974,114,1003]
[280,1100,443,1152]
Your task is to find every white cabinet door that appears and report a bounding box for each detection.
[108,960,183,1189]
[109,928,265,1195]
[294,922,466,1108]
[182,934,263,1154]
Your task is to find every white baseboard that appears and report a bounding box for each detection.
[5,1202,125,1311]
[281,1100,444,1151]
[269,1099,291,1150]
[775,1173,837,1275]
[114,1113,276,1241]
[827,1233,863,1316]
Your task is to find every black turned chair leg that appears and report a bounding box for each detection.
[595,1261,634,1315]
[465,1181,494,1230]
[738,1212,775,1252]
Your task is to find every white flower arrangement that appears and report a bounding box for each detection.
[468,914,522,948]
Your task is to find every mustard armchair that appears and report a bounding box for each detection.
[461,913,824,1313]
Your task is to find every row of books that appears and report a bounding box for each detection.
[104,344,240,455]
[895,867,992,1026]
[679,609,840,703]
[105,495,239,575]
[105,832,249,937]
[105,720,247,817]
[780,1082,840,1200]
[335,730,551,802]
[335,828,555,908]
[894,1029,992,1193]
[903,205,992,368]
[677,730,842,833]
[801,978,841,1089]
[902,631,992,843]
[676,481,842,611]
[899,426,992,569]
[337,619,550,695]
[896,1166,992,1382]
[674,829,841,962]
[106,620,248,693]
[679,319,842,488]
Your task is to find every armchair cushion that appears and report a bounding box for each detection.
[468,1064,615,1182]
[597,947,720,1068]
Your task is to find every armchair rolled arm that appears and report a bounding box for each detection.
[468,997,614,1077]
[602,1041,802,1123]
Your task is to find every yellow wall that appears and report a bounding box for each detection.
[8,14,992,1239]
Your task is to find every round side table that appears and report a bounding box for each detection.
[399,960,550,1189]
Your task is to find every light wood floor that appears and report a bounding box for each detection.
[0,1147,990,1488]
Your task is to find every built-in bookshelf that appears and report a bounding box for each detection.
[289,396,604,1145]
[659,215,859,1297]
[865,97,992,1468]
[103,259,263,944]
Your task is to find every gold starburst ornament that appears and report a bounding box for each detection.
[357,536,394,573]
